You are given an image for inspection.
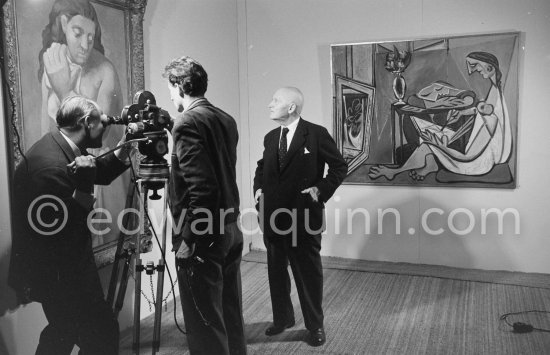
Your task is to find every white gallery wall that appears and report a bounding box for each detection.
[1,0,549,353]
[239,0,550,273]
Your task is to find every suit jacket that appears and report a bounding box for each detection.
[170,98,240,249]
[253,118,347,239]
[8,129,129,301]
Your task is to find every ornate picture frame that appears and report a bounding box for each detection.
[2,0,147,267]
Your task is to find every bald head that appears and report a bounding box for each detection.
[279,87,304,115]
[268,86,304,125]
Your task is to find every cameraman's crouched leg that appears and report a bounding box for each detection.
[37,245,119,355]
[75,297,119,355]
[37,298,118,355]
[176,221,246,355]
[77,244,119,355]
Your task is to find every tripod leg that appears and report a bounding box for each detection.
[106,253,121,309]
[133,258,142,355]
[133,180,145,355]
[107,179,137,308]
[152,259,165,354]
[152,179,169,354]
[114,250,134,319]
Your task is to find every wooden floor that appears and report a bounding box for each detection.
[120,251,550,354]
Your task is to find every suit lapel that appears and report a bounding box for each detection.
[266,129,280,172]
[281,118,308,173]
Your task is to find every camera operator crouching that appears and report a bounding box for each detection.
[9,95,133,354]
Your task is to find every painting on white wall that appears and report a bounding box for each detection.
[331,32,519,188]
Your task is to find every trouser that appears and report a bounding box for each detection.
[35,240,119,355]
[263,233,324,330]
[176,221,247,355]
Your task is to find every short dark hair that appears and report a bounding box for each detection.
[162,56,208,97]
[56,95,100,131]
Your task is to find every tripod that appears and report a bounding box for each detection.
[107,177,170,355]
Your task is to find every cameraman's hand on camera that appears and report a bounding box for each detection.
[68,155,97,193]
[176,240,196,260]
[114,127,134,162]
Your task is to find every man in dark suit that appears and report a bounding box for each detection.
[253,87,347,347]
[164,56,246,355]
[8,95,131,354]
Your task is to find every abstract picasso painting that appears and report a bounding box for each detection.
[331,32,519,188]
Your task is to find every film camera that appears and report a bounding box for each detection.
[107,90,173,198]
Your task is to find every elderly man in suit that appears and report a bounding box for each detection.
[253,87,347,347]
[9,95,131,354]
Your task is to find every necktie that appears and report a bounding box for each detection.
[278,127,289,170]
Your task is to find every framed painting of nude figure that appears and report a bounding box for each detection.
[2,0,148,266]
[331,32,519,188]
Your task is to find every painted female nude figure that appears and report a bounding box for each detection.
[369,52,512,181]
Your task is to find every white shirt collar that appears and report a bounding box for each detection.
[282,116,300,131]
[59,130,81,157]
[279,117,300,149]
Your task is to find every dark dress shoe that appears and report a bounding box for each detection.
[308,328,326,346]
[265,320,296,336]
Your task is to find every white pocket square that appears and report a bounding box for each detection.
[304,147,310,154]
